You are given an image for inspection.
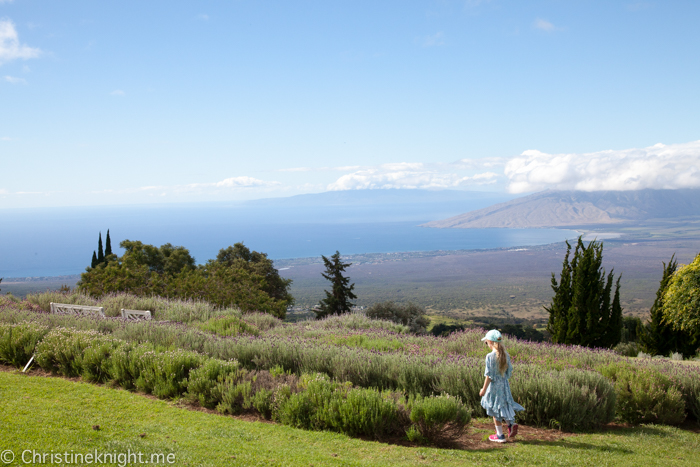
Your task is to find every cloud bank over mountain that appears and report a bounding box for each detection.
[504,140,700,193]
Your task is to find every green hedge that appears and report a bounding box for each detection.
[1,325,470,444]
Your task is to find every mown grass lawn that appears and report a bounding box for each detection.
[0,371,698,467]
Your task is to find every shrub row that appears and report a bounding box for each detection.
[0,309,619,431]
[1,324,470,445]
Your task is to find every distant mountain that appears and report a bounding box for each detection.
[422,189,700,229]
[246,189,515,207]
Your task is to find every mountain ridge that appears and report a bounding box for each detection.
[422,189,700,229]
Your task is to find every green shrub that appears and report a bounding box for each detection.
[186,358,243,409]
[408,393,471,444]
[35,328,109,377]
[194,315,260,337]
[135,348,206,398]
[0,322,49,368]
[676,373,700,423]
[366,301,430,334]
[613,342,639,357]
[512,366,616,431]
[215,369,299,417]
[600,362,686,425]
[242,312,283,332]
[277,374,394,439]
[251,389,275,419]
[80,337,127,383]
[110,342,142,390]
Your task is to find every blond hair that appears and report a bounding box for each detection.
[493,341,508,376]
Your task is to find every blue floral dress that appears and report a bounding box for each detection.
[480,350,525,423]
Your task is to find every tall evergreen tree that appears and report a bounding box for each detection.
[105,229,113,258]
[545,237,622,348]
[315,251,357,319]
[545,241,573,343]
[91,251,98,268]
[97,232,104,264]
[638,255,695,356]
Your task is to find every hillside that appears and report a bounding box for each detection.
[423,188,700,229]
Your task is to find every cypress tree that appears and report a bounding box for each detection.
[97,232,104,264]
[638,255,695,356]
[545,241,573,343]
[545,237,622,348]
[315,251,357,319]
[105,229,113,258]
[91,251,98,268]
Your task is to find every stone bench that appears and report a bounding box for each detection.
[120,309,152,321]
[50,302,105,318]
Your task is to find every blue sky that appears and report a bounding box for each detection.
[1,0,699,208]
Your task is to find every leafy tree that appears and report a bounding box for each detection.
[168,263,287,318]
[97,232,104,264]
[105,229,113,257]
[366,301,430,334]
[662,252,700,351]
[120,240,196,276]
[545,237,622,348]
[212,242,293,305]
[637,256,695,356]
[78,239,291,318]
[91,251,98,269]
[315,251,357,319]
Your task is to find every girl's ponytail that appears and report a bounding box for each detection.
[495,341,508,375]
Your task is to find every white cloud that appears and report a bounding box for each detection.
[422,32,445,48]
[327,162,500,191]
[0,19,41,65]
[0,1,15,4]
[4,74,25,84]
[210,176,278,188]
[533,18,556,31]
[1,136,10,141]
[504,140,700,193]
[110,89,125,96]
[197,14,209,21]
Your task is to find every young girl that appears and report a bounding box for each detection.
[478,329,524,443]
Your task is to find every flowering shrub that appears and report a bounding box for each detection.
[599,362,686,425]
[0,322,49,368]
[186,358,243,409]
[407,393,471,444]
[511,366,616,431]
[35,328,114,377]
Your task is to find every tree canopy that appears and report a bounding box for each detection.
[78,240,292,318]
[662,252,700,347]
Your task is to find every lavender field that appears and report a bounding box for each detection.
[2,292,699,434]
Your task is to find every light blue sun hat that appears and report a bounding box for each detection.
[481,329,502,342]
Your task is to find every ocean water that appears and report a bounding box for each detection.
[0,193,579,278]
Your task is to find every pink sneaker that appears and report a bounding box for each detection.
[489,433,507,443]
[508,423,519,438]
